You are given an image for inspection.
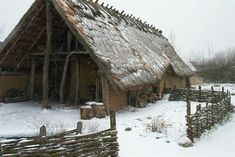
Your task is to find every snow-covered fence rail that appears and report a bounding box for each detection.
[0,112,119,157]
[186,95,233,142]
[166,86,228,103]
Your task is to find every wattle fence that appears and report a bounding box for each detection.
[0,112,119,157]
[165,86,233,142]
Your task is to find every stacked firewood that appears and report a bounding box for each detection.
[136,93,159,108]
[80,102,106,120]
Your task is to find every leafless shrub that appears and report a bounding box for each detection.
[29,118,66,136]
[83,122,99,134]
[146,116,168,134]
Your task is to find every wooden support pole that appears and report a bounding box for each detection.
[101,74,109,114]
[29,59,36,100]
[75,56,80,105]
[60,55,70,104]
[42,0,52,108]
[95,72,101,102]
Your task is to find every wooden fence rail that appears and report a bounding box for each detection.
[0,111,119,157]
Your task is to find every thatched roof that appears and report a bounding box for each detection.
[0,0,193,91]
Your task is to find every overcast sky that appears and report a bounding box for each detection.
[0,0,235,60]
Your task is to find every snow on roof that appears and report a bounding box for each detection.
[0,0,193,90]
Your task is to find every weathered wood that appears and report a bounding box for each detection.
[110,110,116,130]
[42,0,52,108]
[39,125,47,137]
[76,122,83,134]
[75,56,80,105]
[15,28,46,71]
[0,124,119,156]
[101,74,109,113]
[93,103,106,118]
[80,106,94,120]
[0,3,45,67]
[29,59,36,100]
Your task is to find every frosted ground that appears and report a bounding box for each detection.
[0,83,235,157]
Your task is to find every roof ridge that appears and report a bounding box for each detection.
[87,0,164,36]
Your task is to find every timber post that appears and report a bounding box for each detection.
[110,110,116,130]
[39,125,47,138]
[76,122,83,134]
[198,86,201,101]
[60,31,73,104]
[42,0,52,108]
[75,56,80,105]
[101,74,109,114]
[186,100,193,142]
[29,58,36,100]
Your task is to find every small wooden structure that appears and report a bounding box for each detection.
[0,0,193,111]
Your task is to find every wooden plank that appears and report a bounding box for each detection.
[42,0,52,108]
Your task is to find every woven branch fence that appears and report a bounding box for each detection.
[165,86,233,142]
[166,86,228,103]
[186,96,232,142]
[0,112,119,157]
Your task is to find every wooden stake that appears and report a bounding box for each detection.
[29,59,36,100]
[110,110,116,130]
[42,0,52,108]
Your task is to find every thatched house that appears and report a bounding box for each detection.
[0,0,193,110]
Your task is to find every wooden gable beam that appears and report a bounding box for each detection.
[0,3,45,67]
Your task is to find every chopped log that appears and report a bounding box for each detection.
[80,106,94,120]
[93,103,106,118]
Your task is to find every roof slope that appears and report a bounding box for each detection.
[52,0,193,90]
[1,0,193,90]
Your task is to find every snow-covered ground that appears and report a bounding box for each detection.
[0,83,235,157]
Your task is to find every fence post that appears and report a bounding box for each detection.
[39,125,47,138]
[199,86,202,102]
[222,87,225,98]
[186,100,193,142]
[110,110,116,130]
[77,122,83,134]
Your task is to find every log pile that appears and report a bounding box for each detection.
[80,102,106,120]
[136,93,159,108]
